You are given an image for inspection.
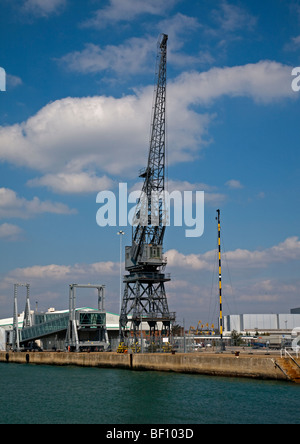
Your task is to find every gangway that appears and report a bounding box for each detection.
[13,282,110,352]
[20,312,69,343]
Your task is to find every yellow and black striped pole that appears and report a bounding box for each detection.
[216,209,224,347]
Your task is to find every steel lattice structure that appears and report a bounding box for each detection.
[119,34,175,344]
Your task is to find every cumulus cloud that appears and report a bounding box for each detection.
[163,237,300,321]
[167,180,227,206]
[3,261,117,283]
[6,74,23,89]
[0,223,23,241]
[166,249,214,271]
[60,37,156,76]
[27,172,114,194]
[225,179,244,189]
[170,61,294,106]
[0,188,76,219]
[212,0,257,33]
[0,260,119,315]
[0,95,151,176]
[222,237,300,268]
[0,61,295,195]
[166,237,300,271]
[22,0,67,17]
[61,15,207,75]
[83,0,177,28]
[284,35,300,51]
[1,236,299,319]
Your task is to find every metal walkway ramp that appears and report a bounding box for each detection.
[20,313,69,343]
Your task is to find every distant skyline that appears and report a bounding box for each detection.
[0,0,299,326]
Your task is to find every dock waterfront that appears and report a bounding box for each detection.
[1,351,300,383]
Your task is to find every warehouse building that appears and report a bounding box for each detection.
[224,313,300,334]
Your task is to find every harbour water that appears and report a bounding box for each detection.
[0,363,299,424]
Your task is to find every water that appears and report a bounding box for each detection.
[0,363,299,424]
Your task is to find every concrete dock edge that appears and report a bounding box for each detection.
[0,351,294,382]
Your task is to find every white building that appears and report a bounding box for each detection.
[224,313,300,334]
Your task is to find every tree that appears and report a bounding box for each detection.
[231,330,243,346]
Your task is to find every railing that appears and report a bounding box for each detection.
[125,272,171,281]
[20,314,69,342]
[272,359,290,379]
[138,312,176,321]
[281,347,300,363]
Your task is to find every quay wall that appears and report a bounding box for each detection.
[0,351,289,381]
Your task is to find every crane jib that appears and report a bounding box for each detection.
[130,34,168,265]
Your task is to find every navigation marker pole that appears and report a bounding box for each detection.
[216,209,225,351]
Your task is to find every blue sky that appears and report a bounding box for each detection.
[0,0,300,326]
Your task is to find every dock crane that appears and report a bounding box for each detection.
[119,34,175,345]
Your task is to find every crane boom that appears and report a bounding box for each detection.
[130,34,168,268]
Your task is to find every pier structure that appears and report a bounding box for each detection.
[66,284,109,352]
[12,283,31,352]
[1,351,299,383]
[10,283,110,352]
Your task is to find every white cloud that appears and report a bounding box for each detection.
[167,180,227,206]
[23,0,66,17]
[167,180,216,193]
[166,237,300,271]
[6,74,23,89]
[166,249,213,271]
[0,260,118,296]
[4,261,117,282]
[60,36,156,75]
[0,61,295,194]
[0,223,23,241]
[284,35,300,51]
[62,14,212,75]
[0,260,119,314]
[292,35,300,46]
[1,237,299,321]
[170,61,295,106]
[61,15,204,75]
[157,13,208,67]
[161,237,300,322]
[212,0,257,33]
[28,172,114,194]
[158,13,200,48]
[0,188,76,219]
[0,95,151,176]
[226,179,244,189]
[83,0,177,28]
[232,279,300,313]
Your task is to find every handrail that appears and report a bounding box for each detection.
[272,359,289,380]
[281,348,300,367]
